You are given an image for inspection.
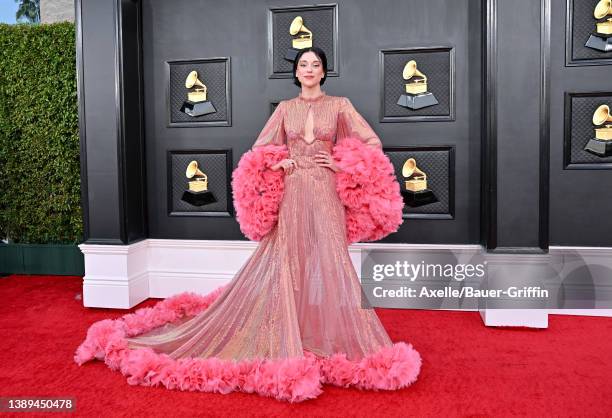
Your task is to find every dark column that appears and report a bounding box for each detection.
[76,0,147,245]
[482,0,550,252]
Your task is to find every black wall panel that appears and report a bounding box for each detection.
[549,0,612,246]
[77,0,612,249]
[78,0,121,243]
[139,0,482,244]
[494,0,546,250]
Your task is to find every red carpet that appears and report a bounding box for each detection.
[0,274,611,417]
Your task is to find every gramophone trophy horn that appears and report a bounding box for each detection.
[290,16,313,48]
[185,71,207,102]
[285,16,313,61]
[399,157,438,207]
[186,160,206,179]
[181,160,217,207]
[585,0,612,51]
[397,60,439,110]
[180,70,217,117]
[402,158,427,191]
[186,160,208,191]
[593,104,612,141]
[593,104,612,125]
[584,104,612,157]
[403,60,427,83]
[594,0,612,20]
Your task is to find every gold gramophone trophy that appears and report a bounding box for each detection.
[397,60,439,110]
[400,158,438,207]
[284,16,313,62]
[181,160,217,206]
[584,104,612,157]
[585,0,612,51]
[179,70,217,117]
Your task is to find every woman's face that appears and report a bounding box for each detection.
[295,51,325,88]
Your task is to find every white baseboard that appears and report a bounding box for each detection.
[79,240,149,308]
[77,240,481,309]
[77,240,612,326]
[548,309,612,317]
[479,309,549,328]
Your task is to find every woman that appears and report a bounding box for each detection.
[75,47,421,402]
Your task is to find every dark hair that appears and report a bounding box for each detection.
[292,47,328,88]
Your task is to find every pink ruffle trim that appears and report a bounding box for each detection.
[333,137,404,244]
[231,144,288,241]
[231,138,405,244]
[75,288,421,402]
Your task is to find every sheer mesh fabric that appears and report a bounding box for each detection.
[126,92,393,361]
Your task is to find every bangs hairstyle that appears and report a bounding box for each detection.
[292,47,328,87]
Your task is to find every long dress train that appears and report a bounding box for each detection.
[74,92,421,402]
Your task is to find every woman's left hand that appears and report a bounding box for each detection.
[314,151,341,172]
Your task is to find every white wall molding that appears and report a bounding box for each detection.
[78,240,612,325]
[479,309,549,328]
[79,239,149,308]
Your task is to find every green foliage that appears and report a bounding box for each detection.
[0,22,82,244]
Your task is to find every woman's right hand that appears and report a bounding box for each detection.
[271,158,297,175]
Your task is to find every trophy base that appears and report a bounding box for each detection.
[397,92,439,110]
[584,138,612,157]
[401,189,438,208]
[284,48,301,62]
[585,34,612,52]
[180,100,216,117]
[181,190,217,206]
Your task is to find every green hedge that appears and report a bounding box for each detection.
[0,22,82,244]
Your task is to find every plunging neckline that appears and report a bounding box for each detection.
[303,106,316,145]
[302,138,318,145]
[298,92,326,145]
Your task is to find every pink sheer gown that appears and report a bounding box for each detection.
[125,91,394,362]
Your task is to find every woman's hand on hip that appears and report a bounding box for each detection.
[271,158,297,175]
[314,151,341,172]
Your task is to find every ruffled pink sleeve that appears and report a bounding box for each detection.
[252,101,286,149]
[337,97,382,149]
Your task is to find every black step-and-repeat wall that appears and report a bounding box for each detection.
[76,0,612,249]
[550,0,612,246]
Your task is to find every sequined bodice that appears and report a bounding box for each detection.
[284,94,338,158]
[251,91,383,153]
